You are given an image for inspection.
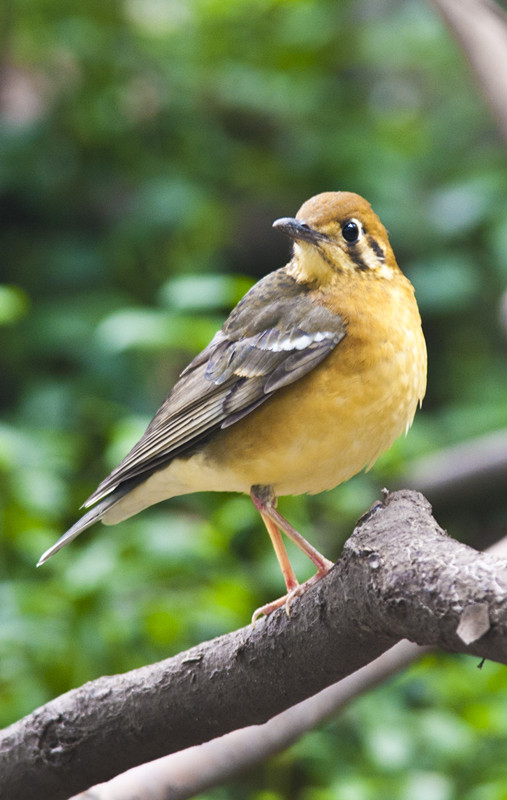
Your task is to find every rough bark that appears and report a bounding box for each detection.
[2,490,507,800]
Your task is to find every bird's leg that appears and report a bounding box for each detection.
[251,515,302,623]
[258,512,299,594]
[250,485,334,622]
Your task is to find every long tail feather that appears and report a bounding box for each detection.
[37,491,125,566]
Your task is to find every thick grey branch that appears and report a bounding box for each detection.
[2,490,507,800]
[69,536,507,800]
[69,641,431,800]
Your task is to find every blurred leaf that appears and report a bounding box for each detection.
[160,273,254,311]
[95,307,219,353]
[0,285,30,325]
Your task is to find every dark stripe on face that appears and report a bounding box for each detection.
[348,247,370,271]
[368,236,385,261]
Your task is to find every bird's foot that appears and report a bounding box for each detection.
[251,592,295,625]
[251,560,333,625]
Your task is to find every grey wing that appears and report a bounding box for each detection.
[84,269,346,507]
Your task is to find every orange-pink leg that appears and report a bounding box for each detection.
[259,512,299,594]
[250,486,334,622]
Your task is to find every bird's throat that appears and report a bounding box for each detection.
[288,243,335,286]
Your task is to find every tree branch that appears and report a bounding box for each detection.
[97,534,507,800]
[2,490,507,800]
[73,530,507,800]
[68,640,432,800]
[430,0,507,142]
[404,428,507,510]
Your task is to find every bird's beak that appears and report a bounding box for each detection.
[273,217,329,245]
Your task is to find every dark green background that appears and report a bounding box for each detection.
[1,1,507,797]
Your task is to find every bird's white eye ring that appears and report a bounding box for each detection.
[342,219,361,244]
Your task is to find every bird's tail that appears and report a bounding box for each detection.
[37,490,126,566]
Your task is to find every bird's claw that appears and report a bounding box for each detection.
[251,588,300,626]
[251,562,333,625]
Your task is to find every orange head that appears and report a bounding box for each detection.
[273,191,399,284]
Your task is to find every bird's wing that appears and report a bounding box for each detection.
[84,269,346,507]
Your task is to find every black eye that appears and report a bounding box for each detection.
[342,221,360,243]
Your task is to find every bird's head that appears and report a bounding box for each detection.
[273,191,400,285]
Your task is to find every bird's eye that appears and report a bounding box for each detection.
[342,220,361,243]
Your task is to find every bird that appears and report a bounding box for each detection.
[38,191,427,620]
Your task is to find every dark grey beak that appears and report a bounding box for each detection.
[273,217,329,245]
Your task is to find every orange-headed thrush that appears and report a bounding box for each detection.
[38,192,427,618]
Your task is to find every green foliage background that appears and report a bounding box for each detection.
[1,0,507,797]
